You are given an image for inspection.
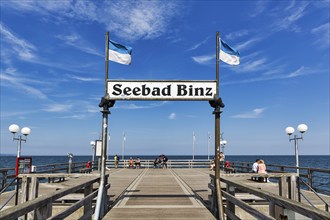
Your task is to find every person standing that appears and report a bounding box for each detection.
[162,155,168,168]
[114,154,119,168]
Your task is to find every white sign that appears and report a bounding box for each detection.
[107,80,217,100]
[95,140,102,157]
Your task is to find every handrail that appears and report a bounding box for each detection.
[0,177,18,211]
[0,191,16,211]
[0,177,17,195]
[0,174,106,219]
[229,161,330,195]
[211,174,330,220]
[299,178,330,211]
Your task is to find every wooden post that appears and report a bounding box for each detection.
[270,176,286,218]
[20,176,29,204]
[279,176,288,198]
[27,177,39,220]
[289,175,296,201]
[308,169,313,190]
[35,202,52,219]
[226,184,235,219]
[84,184,93,220]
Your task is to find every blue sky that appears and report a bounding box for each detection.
[1,0,329,157]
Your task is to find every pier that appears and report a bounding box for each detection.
[1,163,330,220]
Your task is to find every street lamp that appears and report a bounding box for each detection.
[285,123,308,176]
[9,124,31,158]
[220,140,227,154]
[192,132,196,160]
[122,132,126,160]
[207,132,211,161]
[90,141,96,163]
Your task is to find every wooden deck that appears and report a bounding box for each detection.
[104,168,215,219]
[1,168,329,219]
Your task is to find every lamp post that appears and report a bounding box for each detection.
[220,140,227,154]
[192,132,196,160]
[122,132,126,160]
[90,141,96,163]
[207,132,211,161]
[9,124,31,158]
[285,124,308,176]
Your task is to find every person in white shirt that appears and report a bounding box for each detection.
[252,159,260,173]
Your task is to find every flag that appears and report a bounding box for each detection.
[219,39,240,65]
[108,40,132,65]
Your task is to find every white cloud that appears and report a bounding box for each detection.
[225,30,249,40]
[188,37,210,51]
[168,113,176,120]
[0,72,48,99]
[116,101,168,110]
[55,33,103,56]
[232,108,266,119]
[2,1,180,42]
[236,37,262,51]
[105,1,180,41]
[191,54,215,65]
[311,23,330,50]
[67,74,100,82]
[0,22,37,61]
[249,1,268,17]
[42,104,73,112]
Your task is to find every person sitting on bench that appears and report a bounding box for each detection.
[257,159,267,182]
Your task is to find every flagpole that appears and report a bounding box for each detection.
[105,32,109,95]
[214,31,225,220]
[95,31,112,220]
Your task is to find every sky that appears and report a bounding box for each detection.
[0,0,329,157]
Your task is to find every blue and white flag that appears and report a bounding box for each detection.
[219,39,240,65]
[108,40,132,65]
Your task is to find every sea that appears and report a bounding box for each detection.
[1,155,329,194]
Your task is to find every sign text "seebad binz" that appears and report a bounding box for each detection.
[107,80,217,100]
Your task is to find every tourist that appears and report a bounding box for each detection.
[86,161,92,169]
[258,159,267,182]
[220,152,225,169]
[252,159,260,173]
[210,158,215,171]
[129,157,134,168]
[153,157,161,168]
[258,160,267,174]
[135,157,141,168]
[162,154,168,168]
[114,154,119,168]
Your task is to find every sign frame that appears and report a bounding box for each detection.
[107,80,217,101]
[95,140,102,157]
[16,157,32,176]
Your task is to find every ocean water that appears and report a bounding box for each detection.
[1,155,329,169]
[1,155,329,194]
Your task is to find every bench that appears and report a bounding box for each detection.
[251,174,269,182]
[79,168,92,173]
[224,167,235,173]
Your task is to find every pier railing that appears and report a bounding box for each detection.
[209,173,330,220]
[0,173,110,220]
[229,161,330,195]
[0,161,87,192]
[1,159,329,195]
